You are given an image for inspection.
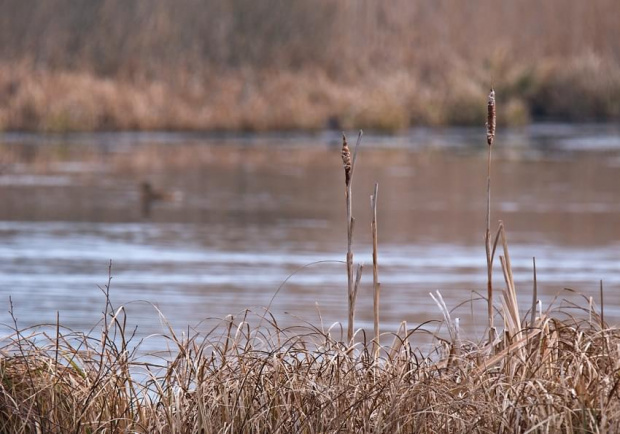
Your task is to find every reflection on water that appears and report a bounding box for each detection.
[1,125,619,352]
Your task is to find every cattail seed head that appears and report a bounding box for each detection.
[486,88,496,147]
[341,133,352,186]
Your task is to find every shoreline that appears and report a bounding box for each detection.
[2,56,620,134]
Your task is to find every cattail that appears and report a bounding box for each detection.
[486,88,496,147]
[341,133,352,186]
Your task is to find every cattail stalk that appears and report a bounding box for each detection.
[485,88,496,345]
[342,135,352,187]
[370,183,380,357]
[487,89,496,147]
[600,279,604,329]
[342,131,362,343]
[530,257,538,328]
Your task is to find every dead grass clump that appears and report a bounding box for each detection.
[0,327,142,433]
[1,301,620,433]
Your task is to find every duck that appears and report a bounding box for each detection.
[140,181,179,217]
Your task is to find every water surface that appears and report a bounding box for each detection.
[1,125,619,352]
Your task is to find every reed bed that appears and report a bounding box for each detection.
[1,91,619,433]
[1,294,619,433]
[2,53,620,133]
[3,0,620,132]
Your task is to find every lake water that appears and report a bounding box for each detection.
[1,124,620,352]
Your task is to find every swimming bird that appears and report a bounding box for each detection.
[140,181,179,217]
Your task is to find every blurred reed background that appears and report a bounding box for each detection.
[1,0,620,132]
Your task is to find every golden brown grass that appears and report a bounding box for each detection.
[2,289,619,433]
[2,0,620,132]
[2,1,620,132]
[2,54,620,133]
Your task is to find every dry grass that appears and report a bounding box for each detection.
[1,288,619,433]
[2,0,620,132]
[2,55,619,133]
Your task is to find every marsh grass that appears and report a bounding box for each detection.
[2,55,620,133]
[3,0,620,132]
[2,286,619,433]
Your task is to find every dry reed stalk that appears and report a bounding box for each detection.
[388,321,410,360]
[600,279,605,329]
[342,133,354,343]
[485,88,496,345]
[496,222,521,349]
[342,131,363,343]
[370,183,380,357]
[430,291,461,367]
[530,257,538,328]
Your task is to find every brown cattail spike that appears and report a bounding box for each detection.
[341,133,352,186]
[486,88,496,147]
